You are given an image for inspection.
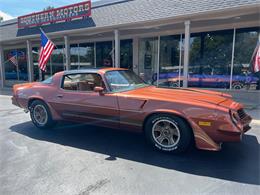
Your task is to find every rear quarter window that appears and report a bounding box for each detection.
[41,76,53,84]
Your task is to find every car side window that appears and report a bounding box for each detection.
[62,73,105,92]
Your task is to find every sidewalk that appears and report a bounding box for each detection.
[0,88,13,96]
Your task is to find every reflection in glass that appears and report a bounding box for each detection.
[79,43,94,68]
[189,30,233,88]
[120,39,133,69]
[96,41,113,68]
[4,49,28,81]
[138,37,158,84]
[51,45,65,75]
[70,44,79,69]
[233,28,260,90]
[158,35,182,87]
[32,47,40,81]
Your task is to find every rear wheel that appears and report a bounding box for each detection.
[232,82,244,90]
[30,100,56,129]
[144,114,192,153]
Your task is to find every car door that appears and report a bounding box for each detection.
[52,72,119,129]
[117,95,147,132]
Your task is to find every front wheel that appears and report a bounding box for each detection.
[144,114,192,153]
[30,100,56,129]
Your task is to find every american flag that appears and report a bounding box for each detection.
[38,29,55,72]
[9,55,18,66]
[252,43,260,73]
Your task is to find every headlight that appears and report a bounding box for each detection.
[229,110,240,124]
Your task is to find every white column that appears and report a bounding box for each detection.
[178,34,183,87]
[132,37,139,74]
[64,35,70,70]
[0,45,4,88]
[183,20,191,88]
[230,28,236,89]
[26,40,34,82]
[156,36,161,86]
[114,29,120,68]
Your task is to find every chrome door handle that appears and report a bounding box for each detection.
[57,94,63,98]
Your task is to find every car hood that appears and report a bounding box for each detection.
[123,86,231,105]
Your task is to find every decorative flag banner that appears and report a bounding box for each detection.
[252,43,260,73]
[38,29,55,72]
[9,55,18,66]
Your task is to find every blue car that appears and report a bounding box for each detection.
[153,72,259,89]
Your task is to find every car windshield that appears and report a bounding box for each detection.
[105,70,149,92]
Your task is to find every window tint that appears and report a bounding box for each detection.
[62,73,104,92]
[41,76,53,84]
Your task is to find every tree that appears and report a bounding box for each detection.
[0,16,3,22]
[43,6,54,11]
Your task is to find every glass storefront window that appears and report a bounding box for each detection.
[51,45,65,75]
[79,43,95,69]
[4,50,18,80]
[96,41,113,68]
[158,35,182,87]
[189,30,233,89]
[138,37,159,84]
[120,39,133,69]
[233,28,260,90]
[70,43,95,69]
[4,49,28,81]
[32,47,40,81]
[70,44,79,69]
[17,48,28,81]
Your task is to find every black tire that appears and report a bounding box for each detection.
[144,114,192,153]
[232,82,244,90]
[29,100,56,129]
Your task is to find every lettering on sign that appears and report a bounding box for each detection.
[18,1,91,29]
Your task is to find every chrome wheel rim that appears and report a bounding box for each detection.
[152,119,180,148]
[233,84,242,89]
[33,105,48,125]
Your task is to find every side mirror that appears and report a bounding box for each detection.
[94,86,105,95]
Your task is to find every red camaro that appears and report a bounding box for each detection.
[12,68,252,153]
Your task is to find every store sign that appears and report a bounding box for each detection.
[18,1,91,29]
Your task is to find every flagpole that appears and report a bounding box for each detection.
[2,58,11,65]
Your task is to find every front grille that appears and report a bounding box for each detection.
[237,108,247,120]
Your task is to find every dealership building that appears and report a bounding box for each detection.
[0,0,259,94]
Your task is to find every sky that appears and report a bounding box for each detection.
[0,0,100,20]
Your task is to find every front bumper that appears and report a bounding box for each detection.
[217,112,252,142]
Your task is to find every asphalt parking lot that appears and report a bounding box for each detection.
[0,93,259,195]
